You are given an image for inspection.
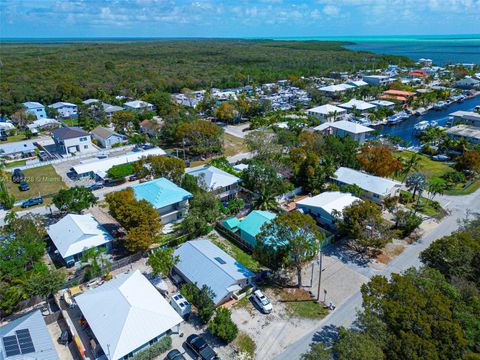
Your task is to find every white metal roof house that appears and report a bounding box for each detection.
[0,310,59,360]
[370,100,395,109]
[47,214,114,266]
[338,99,376,113]
[123,100,154,112]
[26,118,60,131]
[75,270,183,360]
[332,167,402,204]
[48,102,78,118]
[305,104,347,122]
[173,240,255,305]
[72,147,166,180]
[296,191,361,228]
[186,165,242,201]
[0,141,36,160]
[91,126,127,149]
[314,120,374,144]
[319,83,354,95]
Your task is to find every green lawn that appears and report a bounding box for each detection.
[5,159,27,168]
[234,333,256,358]
[5,165,67,202]
[275,287,328,320]
[394,151,479,196]
[223,133,249,157]
[2,133,28,144]
[209,233,265,272]
[394,151,453,181]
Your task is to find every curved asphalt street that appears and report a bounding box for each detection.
[274,188,480,360]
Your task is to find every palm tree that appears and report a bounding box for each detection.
[399,154,421,182]
[82,247,111,279]
[427,179,447,201]
[254,189,278,211]
[406,172,427,213]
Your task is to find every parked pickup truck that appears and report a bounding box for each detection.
[185,335,217,360]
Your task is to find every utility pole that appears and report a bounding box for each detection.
[317,248,323,302]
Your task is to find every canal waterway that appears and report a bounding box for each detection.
[377,96,480,146]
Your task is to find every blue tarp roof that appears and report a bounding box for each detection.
[132,177,192,209]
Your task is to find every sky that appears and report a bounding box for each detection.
[1,0,479,39]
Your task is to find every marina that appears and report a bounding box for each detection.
[377,95,480,145]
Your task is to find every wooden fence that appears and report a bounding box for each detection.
[215,221,253,253]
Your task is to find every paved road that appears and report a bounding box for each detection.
[274,188,480,360]
[0,151,253,225]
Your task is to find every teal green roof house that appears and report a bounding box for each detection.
[238,210,276,247]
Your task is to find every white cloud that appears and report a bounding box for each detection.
[323,5,339,16]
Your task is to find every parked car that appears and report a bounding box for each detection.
[252,289,273,314]
[58,330,72,345]
[21,196,43,208]
[432,154,450,161]
[88,182,104,191]
[11,168,25,183]
[38,151,49,161]
[128,175,138,182]
[103,178,126,187]
[19,181,30,191]
[165,349,186,360]
[185,335,217,360]
[0,132,7,141]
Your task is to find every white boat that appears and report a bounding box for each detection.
[433,101,447,110]
[414,120,430,131]
[416,107,427,116]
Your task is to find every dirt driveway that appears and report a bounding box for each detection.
[229,254,369,360]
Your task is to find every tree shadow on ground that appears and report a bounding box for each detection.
[311,324,340,347]
[322,240,371,268]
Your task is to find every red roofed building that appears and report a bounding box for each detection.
[409,69,429,78]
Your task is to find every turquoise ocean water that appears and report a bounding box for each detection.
[273,34,480,65]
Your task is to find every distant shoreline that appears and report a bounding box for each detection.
[1,34,479,44]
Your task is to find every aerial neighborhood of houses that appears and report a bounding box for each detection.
[1,58,480,360]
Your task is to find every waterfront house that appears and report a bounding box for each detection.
[306,104,347,122]
[380,89,415,104]
[75,270,183,360]
[173,240,255,305]
[314,120,374,144]
[446,125,480,144]
[454,77,480,89]
[132,178,192,224]
[0,140,36,160]
[296,191,361,228]
[332,167,402,204]
[338,99,376,114]
[370,100,395,109]
[450,111,480,127]
[47,213,114,267]
[91,126,127,148]
[22,102,46,120]
[186,165,241,201]
[124,100,154,112]
[48,102,78,118]
[51,126,94,156]
[0,309,59,360]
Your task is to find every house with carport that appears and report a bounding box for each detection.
[173,240,255,306]
[75,270,183,360]
[332,167,401,204]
